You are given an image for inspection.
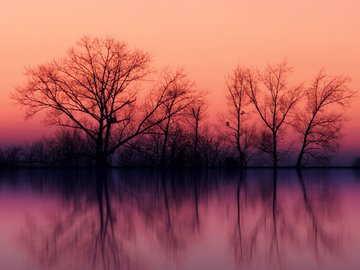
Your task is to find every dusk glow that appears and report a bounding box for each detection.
[1,1,359,164]
[1,3,360,268]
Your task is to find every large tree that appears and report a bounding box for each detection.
[294,72,354,167]
[246,62,303,167]
[13,36,183,167]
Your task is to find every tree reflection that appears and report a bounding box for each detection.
[230,169,341,268]
[93,172,121,269]
[18,170,208,270]
[232,170,245,261]
[4,169,344,270]
[21,171,134,270]
[297,170,341,257]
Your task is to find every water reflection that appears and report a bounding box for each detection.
[229,170,341,269]
[0,169,356,270]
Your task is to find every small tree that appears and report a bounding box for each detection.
[224,66,247,167]
[247,62,303,167]
[294,72,354,167]
[185,95,208,167]
[152,69,198,167]
[224,66,258,167]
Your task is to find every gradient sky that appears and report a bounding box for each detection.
[1,0,359,161]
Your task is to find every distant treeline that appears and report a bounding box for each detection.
[0,129,263,167]
[2,36,358,168]
[1,128,359,168]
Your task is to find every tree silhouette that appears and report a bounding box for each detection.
[294,71,354,167]
[185,95,208,167]
[224,66,257,168]
[12,36,186,167]
[152,69,198,167]
[246,62,303,167]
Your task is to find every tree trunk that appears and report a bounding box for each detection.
[296,147,305,168]
[296,125,312,168]
[272,131,277,168]
[160,117,171,167]
[193,118,199,167]
[240,153,247,169]
[96,153,108,168]
[236,108,246,169]
[96,141,108,168]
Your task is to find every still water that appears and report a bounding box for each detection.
[0,169,360,270]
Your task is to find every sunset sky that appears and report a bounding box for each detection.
[1,0,359,163]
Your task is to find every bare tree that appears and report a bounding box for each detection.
[151,69,198,167]
[185,94,208,167]
[224,66,258,167]
[247,62,303,167]
[294,72,354,167]
[12,36,184,167]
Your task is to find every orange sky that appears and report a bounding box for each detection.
[1,0,359,161]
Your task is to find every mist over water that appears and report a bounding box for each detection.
[1,169,360,270]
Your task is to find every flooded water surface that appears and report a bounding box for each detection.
[1,169,360,270]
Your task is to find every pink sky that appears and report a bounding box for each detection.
[1,0,359,160]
